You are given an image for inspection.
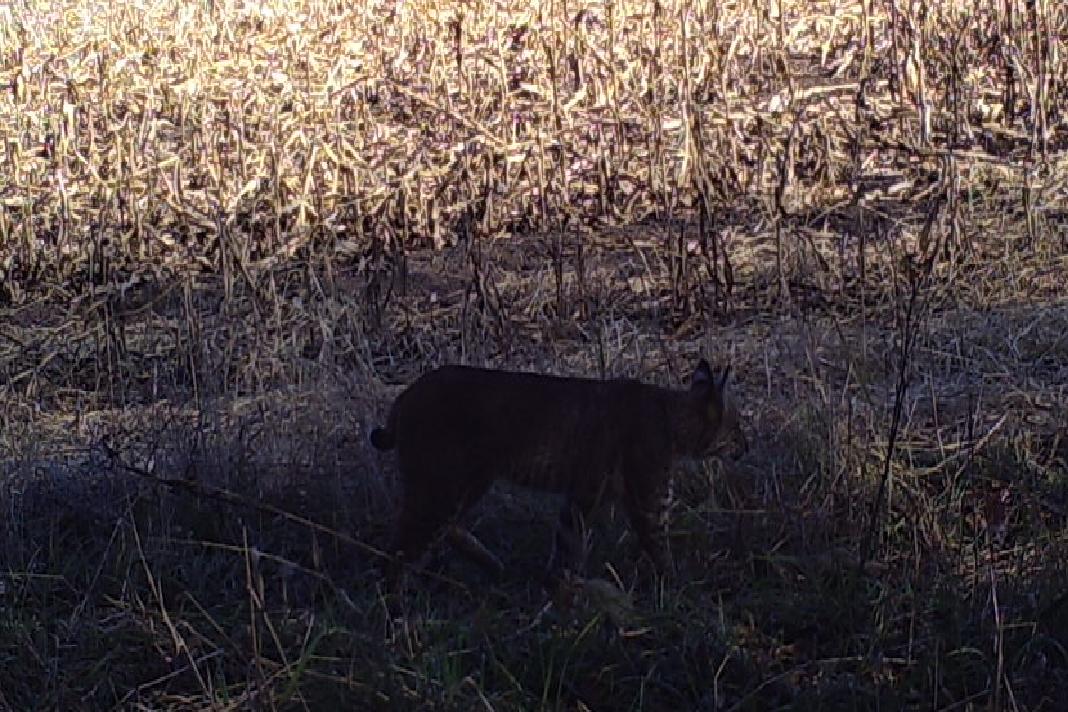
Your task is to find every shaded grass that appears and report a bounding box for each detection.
[3,276,1067,708]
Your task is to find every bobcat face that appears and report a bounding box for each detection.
[686,361,748,461]
[370,358,747,582]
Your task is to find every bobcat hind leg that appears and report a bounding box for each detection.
[447,526,505,577]
[384,498,451,592]
[387,475,493,589]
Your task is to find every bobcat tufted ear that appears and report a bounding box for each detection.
[691,359,714,389]
[692,359,731,393]
[716,364,731,391]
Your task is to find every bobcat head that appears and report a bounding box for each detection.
[686,360,748,461]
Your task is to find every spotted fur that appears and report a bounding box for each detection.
[370,359,747,579]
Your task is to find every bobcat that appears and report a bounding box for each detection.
[369,359,747,581]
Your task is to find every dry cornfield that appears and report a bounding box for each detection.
[1,0,1067,708]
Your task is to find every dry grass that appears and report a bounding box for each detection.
[2,0,1067,708]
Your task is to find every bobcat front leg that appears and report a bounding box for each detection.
[549,495,595,576]
[624,474,676,575]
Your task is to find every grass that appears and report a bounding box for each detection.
[2,0,1068,708]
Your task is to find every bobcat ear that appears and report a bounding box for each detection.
[691,359,714,389]
[692,359,730,393]
[716,364,731,391]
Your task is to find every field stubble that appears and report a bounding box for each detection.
[1,0,1068,708]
